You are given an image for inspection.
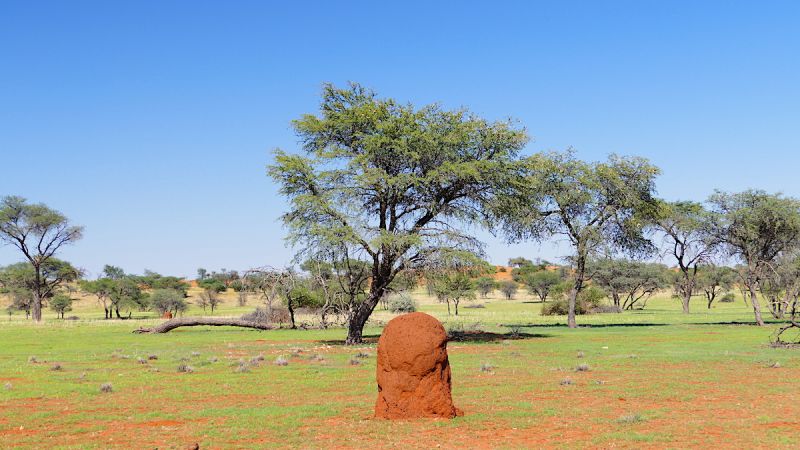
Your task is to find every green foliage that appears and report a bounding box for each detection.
[431,272,477,315]
[49,293,73,319]
[199,278,227,293]
[268,82,528,342]
[387,292,417,313]
[135,271,189,296]
[499,280,518,300]
[149,289,187,316]
[475,276,498,298]
[495,150,660,326]
[542,286,608,316]
[523,270,562,302]
[589,259,668,310]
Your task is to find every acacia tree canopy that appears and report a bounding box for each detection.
[269,82,528,344]
[0,196,83,321]
[708,190,800,326]
[495,150,660,328]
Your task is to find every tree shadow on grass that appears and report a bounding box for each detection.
[501,322,670,329]
[447,331,552,343]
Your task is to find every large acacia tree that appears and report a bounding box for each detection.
[496,151,660,328]
[0,196,83,321]
[269,83,527,344]
[709,190,800,326]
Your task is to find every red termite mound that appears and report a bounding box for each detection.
[375,312,461,419]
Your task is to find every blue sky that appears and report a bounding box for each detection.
[1,1,799,278]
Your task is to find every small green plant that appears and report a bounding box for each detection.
[617,413,645,424]
[388,293,417,313]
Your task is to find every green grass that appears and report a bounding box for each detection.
[1,291,799,448]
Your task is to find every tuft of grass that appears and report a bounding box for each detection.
[4,382,12,390]
[99,383,113,393]
[576,363,591,372]
[136,357,147,365]
[769,361,781,368]
[28,356,38,364]
[208,356,218,363]
[576,350,585,359]
[234,362,251,373]
[274,356,289,366]
[617,413,645,424]
[480,362,495,372]
[560,378,574,386]
[290,348,303,357]
[348,357,362,366]
[309,354,325,362]
[354,351,371,359]
[177,364,194,373]
[50,363,63,371]
[191,351,201,357]
[147,354,158,361]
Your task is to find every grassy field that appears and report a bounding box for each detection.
[2,289,800,448]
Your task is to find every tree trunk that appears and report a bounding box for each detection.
[31,290,42,322]
[681,292,691,314]
[568,285,578,328]
[454,299,459,316]
[133,317,274,333]
[749,284,765,326]
[345,290,381,345]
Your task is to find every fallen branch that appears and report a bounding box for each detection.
[133,317,274,334]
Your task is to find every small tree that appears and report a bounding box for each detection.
[49,293,73,319]
[590,259,668,310]
[79,278,116,319]
[432,273,476,316]
[653,201,719,313]
[476,276,498,298]
[697,265,736,309]
[150,289,187,317]
[523,270,561,303]
[709,190,800,326]
[499,280,518,300]
[197,268,207,281]
[0,196,84,322]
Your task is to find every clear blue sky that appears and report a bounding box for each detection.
[1,1,799,278]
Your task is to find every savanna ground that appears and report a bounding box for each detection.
[2,285,800,449]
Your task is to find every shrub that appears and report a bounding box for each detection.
[576,363,591,372]
[4,382,12,390]
[388,293,417,313]
[150,289,187,316]
[464,303,485,309]
[480,362,495,372]
[28,356,38,364]
[560,378,574,386]
[147,354,158,360]
[99,383,113,393]
[51,363,63,371]
[617,413,645,424]
[541,287,608,316]
[274,356,289,366]
[354,351,371,359]
[349,358,362,366]
[177,364,194,373]
[136,357,147,365]
[720,293,736,303]
[499,281,518,300]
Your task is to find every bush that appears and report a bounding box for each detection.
[388,293,417,313]
[99,383,113,393]
[719,293,736,303]
[150,289,187,316]
[541,286,608,316]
